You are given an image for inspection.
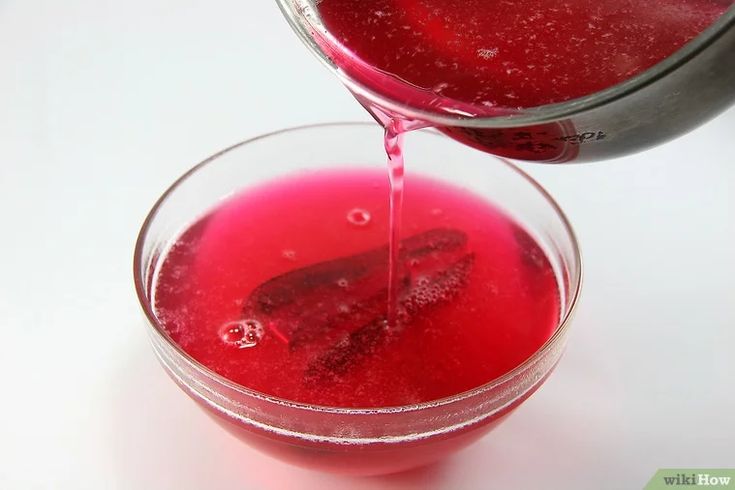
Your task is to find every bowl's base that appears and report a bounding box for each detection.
[205,406,513,476]
[161,361,554,476]
[158,352,557,475]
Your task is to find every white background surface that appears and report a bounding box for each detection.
[1,1,733,489]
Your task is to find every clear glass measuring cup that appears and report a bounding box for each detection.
[277,1,735,163]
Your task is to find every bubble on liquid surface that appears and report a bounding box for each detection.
[336,278,349,288]
[282,249,296,261]
[477,47,499,59]
[218,319,264,349]
[347,208,371,226]
[416,276,430,287]
[432,82,450,94]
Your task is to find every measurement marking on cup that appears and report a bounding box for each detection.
[555,131,607,145]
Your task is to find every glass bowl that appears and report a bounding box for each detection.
[133,122,582,475]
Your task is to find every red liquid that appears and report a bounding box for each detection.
[384,120,406,327]
[317,0,731,111]
[154,170,560,408]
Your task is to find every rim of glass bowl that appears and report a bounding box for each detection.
[275,1,735,128]
[133,122,583,415]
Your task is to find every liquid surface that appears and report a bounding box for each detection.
[154,170,560,407]
[317,0,731,111]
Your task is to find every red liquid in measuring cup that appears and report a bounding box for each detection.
[317,0,731,111]
[154,169,560,408]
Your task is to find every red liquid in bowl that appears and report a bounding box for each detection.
[153,169,561,472]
